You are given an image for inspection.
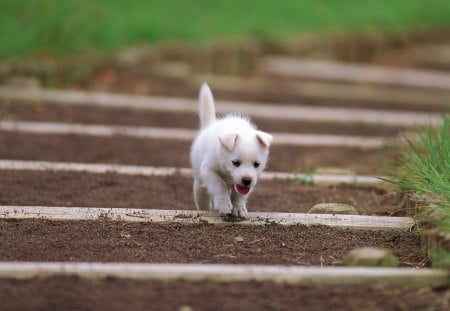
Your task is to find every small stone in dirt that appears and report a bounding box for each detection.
[308,203,359,215]
[178,306,194,311]
[343,247,399,267]
[222,214,245,222]
[119,231,131,239]
[234,236,245,243]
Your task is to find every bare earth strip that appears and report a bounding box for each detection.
[0,120,394,148]
[0,218,425,265]
[1,276,448,311]
[0,160,384,186]
[0,99,413,137]
[262,57,450,91]
[0,169,402,215]
[0,276,450,311]
[199,75,450,108]
[0,87,440,126]
[0,132,394,174]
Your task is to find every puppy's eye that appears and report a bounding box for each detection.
[253,161,260,168]
[232,160,241,167]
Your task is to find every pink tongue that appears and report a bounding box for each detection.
[236,184,250,195]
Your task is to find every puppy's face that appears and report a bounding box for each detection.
[219,131,272,195]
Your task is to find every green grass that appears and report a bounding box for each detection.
[389,116,450,267]
[2,0,450,59]
[395,117,450,226]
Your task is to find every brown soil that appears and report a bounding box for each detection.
[1,276,448,311]
[0,219,425,266]
[211,77,450,113]
[0,170,404,215]
[1,37,448,309]
[0,132,396,175]
[0,99,410,137]
[80,66,450,113]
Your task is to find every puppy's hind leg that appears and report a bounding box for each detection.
[193,179,211,211]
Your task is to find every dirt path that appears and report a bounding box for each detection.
[1,276,448,311]
[0,132,396,175]
[0,100,412,137]
[1,38,449,310]
[0,219,424,266]
[0,170,402,215]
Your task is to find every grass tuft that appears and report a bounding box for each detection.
[394,117,450,227]
[388,116,450,266]
[396,118,449,208]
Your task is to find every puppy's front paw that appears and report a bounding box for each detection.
[232,205,247,218]
[214,197,233,215]
[240,206,248,217]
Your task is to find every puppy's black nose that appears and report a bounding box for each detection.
[242,177,252,186]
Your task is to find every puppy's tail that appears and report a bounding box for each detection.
[198,82,216,129]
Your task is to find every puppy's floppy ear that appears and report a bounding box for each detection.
[219,133,238,152]
[256,131,273,149]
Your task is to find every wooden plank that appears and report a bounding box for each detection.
[0,120,392,148]
[0,206,415,230]
[0,159,387,186]
[0,262,447,286]
[262,57,450,91]
[0,159,193,178]
[0,87,440,126]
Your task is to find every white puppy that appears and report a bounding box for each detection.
[190,83,272,217]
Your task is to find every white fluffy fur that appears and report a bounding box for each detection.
[190,83,273,217]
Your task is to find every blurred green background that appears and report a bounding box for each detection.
[1,0,450,59]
